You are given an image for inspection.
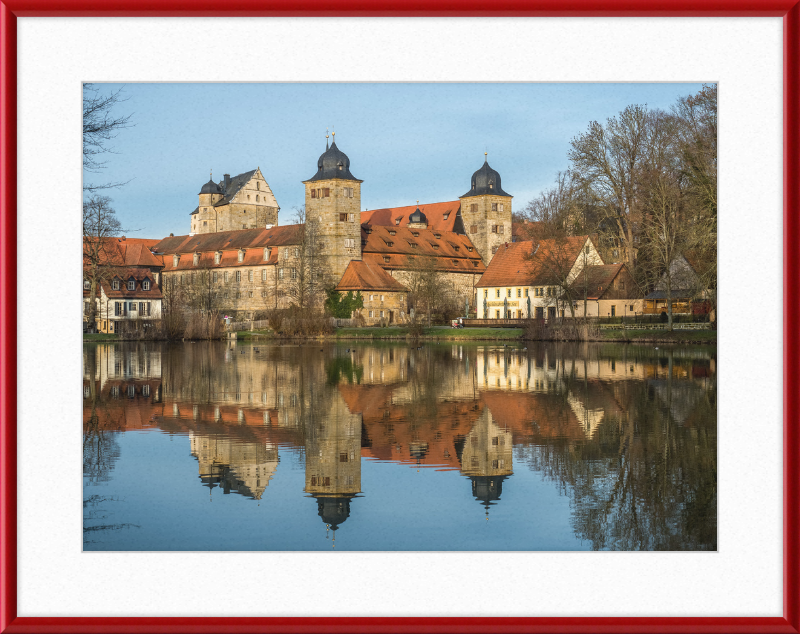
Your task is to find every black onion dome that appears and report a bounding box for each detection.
[408,206,427,225]
[199,178,222,195]
[315,495,354,531]
[470,475,508,511]
[306,141,361,182]
[460,158,512,198]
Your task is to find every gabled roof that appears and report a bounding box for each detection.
[87,268,162,299]
[476,236,588,288]
[361,225,485,273]
[569,264,626,299]
[335,260,408,292]
[83,237,163,269]
[361,201,462,233]
[152,225,303,257]
[213,169,257,206]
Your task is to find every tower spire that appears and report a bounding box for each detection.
[326,128,330,150]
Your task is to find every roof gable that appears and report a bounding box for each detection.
[361,201,462,233]
[335,261,408,292]
[476,237,588,287]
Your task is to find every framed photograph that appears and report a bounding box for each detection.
[1,2,798,632]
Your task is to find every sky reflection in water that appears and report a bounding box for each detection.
[83,341,717,551]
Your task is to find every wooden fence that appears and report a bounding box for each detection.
[599,322,710,330]
[227,319,271,332]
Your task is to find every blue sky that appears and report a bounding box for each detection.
[88,83,706,239]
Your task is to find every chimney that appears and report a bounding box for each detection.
[224,174,231,190]
[170,233,174,237]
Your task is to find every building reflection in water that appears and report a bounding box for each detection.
[83,341,717,550]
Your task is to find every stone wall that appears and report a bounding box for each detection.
[304,179,363,282]
[459,194,513,265]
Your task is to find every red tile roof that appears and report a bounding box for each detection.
[154,226,303,272]
[568,264,625,299]
[476,236,588,287]
[361,201,462,232]
[361,225,485,274]
[335,260,408,292]
[152,225,303,256]
[86,268,162,299]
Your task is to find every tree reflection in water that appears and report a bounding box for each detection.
[82,341,716,550]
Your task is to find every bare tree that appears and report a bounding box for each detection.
[403,255,454,326]
[83,84,134,193]
[83,195,126,330]
[159,275,187,339]
[285,206,326,310]
[185,266,222,314]
[568,104,652,268]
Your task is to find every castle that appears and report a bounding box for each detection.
[151,134,513,324]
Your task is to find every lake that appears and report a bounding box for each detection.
[83,340,717,551]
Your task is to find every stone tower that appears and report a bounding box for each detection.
[191,169,280,235]
[302,134,363,285]
[459,154,513,265]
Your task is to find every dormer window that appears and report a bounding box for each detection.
[473,261,479,267]
[431,244,439,250]
[193,252,200,266]
[412,231,419,237]
[173,255,179,267]
[395,218,401,225]
[452,259,459,265]
[238,249,245,262]
[410,242,418,249]
[263,248,270,260]
[214,252,221,264]
[83,279,90,290]
[383,256,390,263]
[434,233,441,239]
[467,247,473,252]
[453,246,460,252]
[389,230,396,236]
[143,280,150,291]
[443,214,449,220]
[127,279,136,291]
[112,280,120,290]
[384,240,394,247]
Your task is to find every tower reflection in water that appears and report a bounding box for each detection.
[83,341,717,551]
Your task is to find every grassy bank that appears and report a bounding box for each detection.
[333,327,525,340]
[83,333,123,342]
[598,329,716,343]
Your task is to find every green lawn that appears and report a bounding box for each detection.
[234,329,274,341]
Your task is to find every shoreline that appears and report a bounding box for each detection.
[84,327,716,345]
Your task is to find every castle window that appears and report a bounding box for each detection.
[412,232,419,237]
[470,204,477,212]
[383,256,390,263]
[143,280,150,291]
[384,240,393,247]
[496,289,500,298]
[193,253,200,266]
[256,195,259,202]
[349,213,354,222]
[248,270,253,282]
[262,269,267,281]
[491,203,498,211]
[278,268,284,279]
[83,279,90,290]
[294,247,300,257]
[323,188,330,197]
[311,189,317,199]
[213,272,218,283]
[203,221,207,226]
[236,271,241,282]
[127,279,136,291]
[215,252,221,264]
[339,213,348,221]
[283,249,289,260]
[248,291,253,298]
[389,230,396,236]
[242,225,247,229]
[224,292,229,298]
[257,182,260,190]
[473,261,479,267]
[203,208,207,212]
[173,255,179,267]
[344,238,355,248]
[224,272,229,282]
[470,225,477,234]
[247,195,250,200]
[236,291,241,298]
[380,295,384,301]
[517,288,521,297]
[262,290,267,297]
[499,203,504,212]
[410,242,418,248]
[452,259,458,265]
[492,246,498,254]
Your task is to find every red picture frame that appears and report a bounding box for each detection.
[1,3,798,633]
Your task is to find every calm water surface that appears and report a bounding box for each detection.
[83,340,716,551]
